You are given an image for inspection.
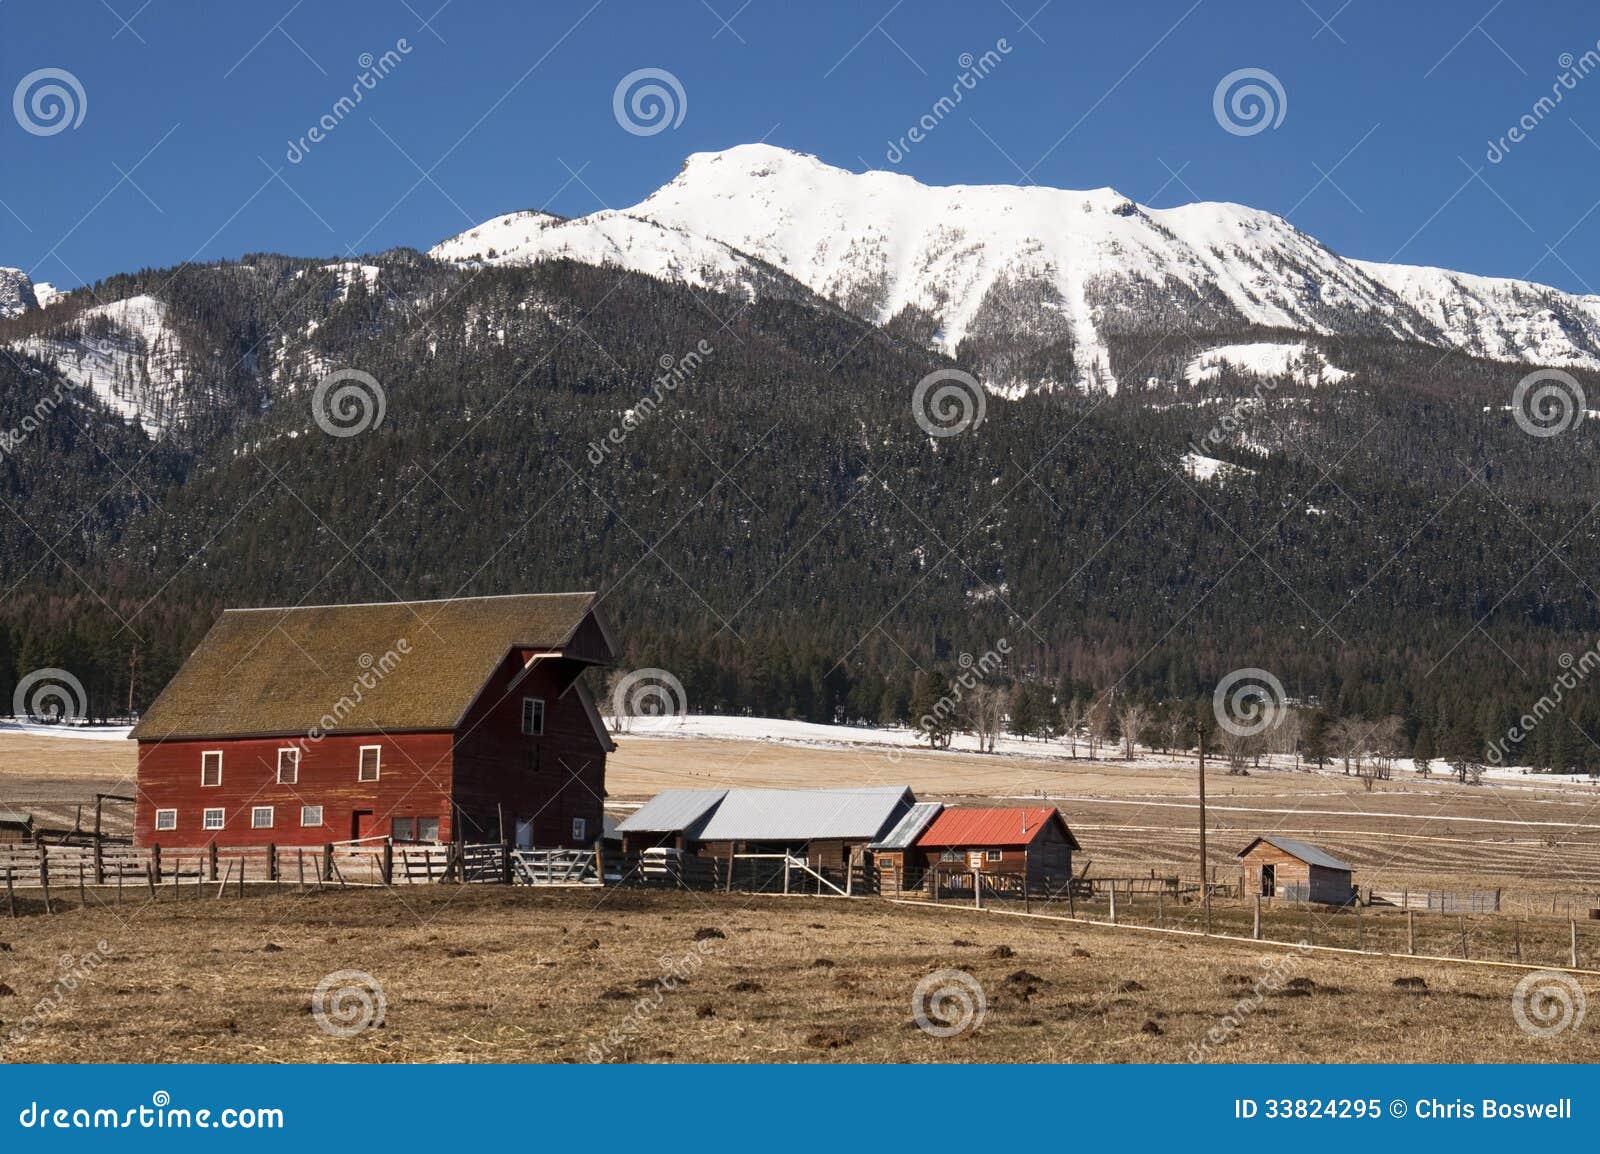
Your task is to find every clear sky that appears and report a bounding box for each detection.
[3,0,1598,294]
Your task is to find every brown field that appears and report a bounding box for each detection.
[2,728,1598,1064]
[2,886,1595,1064]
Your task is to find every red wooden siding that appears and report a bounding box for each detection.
[134,732,454,848]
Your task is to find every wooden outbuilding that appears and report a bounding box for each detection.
[913,806,1080,889]
[130,592,617,849]
[0,809,34,843]
[1236,836,1354,905]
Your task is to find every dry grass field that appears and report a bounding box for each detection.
[2,726,1598,1064]
[2,886,1595,1064]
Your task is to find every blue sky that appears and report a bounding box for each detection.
[3,0,1598,293]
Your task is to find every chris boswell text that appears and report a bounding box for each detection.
[1233,1098,1574,1121]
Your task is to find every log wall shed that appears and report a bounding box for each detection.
[1236,836,1355,905]
[130,592,617,850]
[912,806,1080,889]
[867,802,944,896]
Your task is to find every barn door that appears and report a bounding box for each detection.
[352,810,374,841]
[1261,863,1276,897]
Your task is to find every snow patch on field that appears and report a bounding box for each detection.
[1183,342,1351,386]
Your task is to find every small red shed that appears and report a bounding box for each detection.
[130,592,617,849]
[913,806,1080,889]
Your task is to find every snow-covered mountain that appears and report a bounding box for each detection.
[0,267,40,318]
[433,144,1600,391]
[10,294,188,433]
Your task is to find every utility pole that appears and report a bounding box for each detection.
[1197,716,1211,934]
[127,646,139,718]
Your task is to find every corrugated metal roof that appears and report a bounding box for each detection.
[615,789,727,835]
[1239,836,1352,872]
[0,808,32,826]
[694,786,914,843]
[916,806,1079,850]
[869,802,944,850]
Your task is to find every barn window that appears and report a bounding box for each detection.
[521,697,545,736]
[201,750,222,787]
[392,817,415,841]
[572,817,587,842]
[251,806,274,829]
[986,850,1003,862]
[358,745,381,781]
[203,808,224,831]
[417,817,440,842]
[155,808,177,832]
[277,747,299,785]
[300,805,323,827]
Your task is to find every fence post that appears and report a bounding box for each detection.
[38,843,51,914]
[782,856,791,896]
[1253,896,1262,940]
[151,844,162,888]
[1356,903,1363,951]
[208,842,218,882]
[297,849,306,893]
[1109,884,1117,925]
[5,862,13,917]
[972,868,982,911]
[1572,920,1580,969]
[238,855,246,898]
[93,835,104,887]
[323,843,334,883]
[1156,887,1163,927]
[500,840,512,886]
[594,838,605,888]
[267,843,278,883]
[78,859,86,907]
[383,840,395,887]
[1513,921,1522,962]
[144,859,155,902]
[1407,910,1415,955]
[1022,870,1029,914]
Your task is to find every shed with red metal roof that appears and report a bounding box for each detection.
[911,805,1080,894]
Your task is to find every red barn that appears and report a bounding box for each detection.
[130,592,617,849]
[913,806,1080,888]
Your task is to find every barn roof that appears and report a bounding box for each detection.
[916,806,1081,850]
[869,802,944,850]
[1236,836,1352,872]
[615,789,728,835]
[131,592,612,742]
[693,786,915,843]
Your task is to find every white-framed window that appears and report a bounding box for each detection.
[300,805,323,827]
[521,697,545,736]
[571,817,587,842]
[251,806,274,829]
[201,750,222,787]
[154,808,177,832]
[277,747,299,785]
[985,849,1003,862]
[358,745,381,782]
[203,808,224,831]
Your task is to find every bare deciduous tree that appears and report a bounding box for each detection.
[1117,702,1149,762]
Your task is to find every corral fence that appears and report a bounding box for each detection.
[0,839,607,913]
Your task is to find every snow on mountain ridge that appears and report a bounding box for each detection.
[433,144,1600,389]
[0,267,39,318]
